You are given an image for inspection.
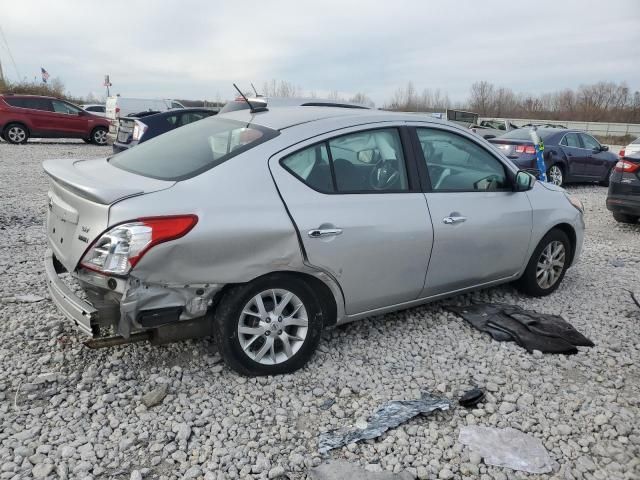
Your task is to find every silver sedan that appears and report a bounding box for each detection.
[44,106,585,375]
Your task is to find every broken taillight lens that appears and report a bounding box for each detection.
[80,215,198,276]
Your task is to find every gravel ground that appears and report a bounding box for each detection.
[0,140,639,480]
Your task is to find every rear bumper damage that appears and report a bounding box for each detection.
[44,249,223,340]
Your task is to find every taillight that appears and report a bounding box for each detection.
[80,215,198,276]
[115,107,120,114]
[515,145,536,154]
[619,149,625,157]
[132,121,148,141]
[614,160,640,173]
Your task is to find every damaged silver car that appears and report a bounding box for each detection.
[44,106,585,375]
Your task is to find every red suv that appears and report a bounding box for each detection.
[0,94,110,145]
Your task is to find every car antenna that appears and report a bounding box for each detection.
[250,82,261,97]
[233,83,267,113]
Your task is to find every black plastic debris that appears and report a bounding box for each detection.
[459,387,485,408]
[628,290,640,310]
[447,303,594,354]
[318,391,450,453]
[319,398,336,411]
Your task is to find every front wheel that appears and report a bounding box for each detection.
[547,164,564,186]
[91,127,108,145]
[516,229,571,297]
[213,274,324,376]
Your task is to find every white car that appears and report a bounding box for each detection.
[620,137,640,157]
[80,104,106,117]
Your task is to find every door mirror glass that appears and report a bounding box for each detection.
[515,170,535,191]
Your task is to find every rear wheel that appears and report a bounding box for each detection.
[213,274,324,376]
[516,229,571,297]
[91,127,108,145]
[613,212,639,224]
[3,123,29,144]
[547,164,564,186]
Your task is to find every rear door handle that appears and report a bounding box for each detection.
[443,216,467,225]
[308,228,343,238]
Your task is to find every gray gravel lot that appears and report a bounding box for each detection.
[0,140,639,480]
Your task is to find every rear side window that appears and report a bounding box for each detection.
[4,97,53,111]
[4,97,27,108]
[561,133,581,148]
[110,117,279,181]
[281,128,409,193]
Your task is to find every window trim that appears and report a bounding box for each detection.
[579,133,601,151]
[410,125,516,194]
[279,126,419,195]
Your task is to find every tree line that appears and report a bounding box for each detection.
[2,76,639,124]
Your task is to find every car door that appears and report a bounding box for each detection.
[580,133,608,177]
[19,98,56,135]
[269,125,433,315]
[51,100,87,136]
[411,125,533,297]
[559,132,590,179]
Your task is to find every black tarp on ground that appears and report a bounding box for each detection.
[447,303,594,354]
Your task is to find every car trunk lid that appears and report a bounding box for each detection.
[43,158,175,271]
[489,139,536,159]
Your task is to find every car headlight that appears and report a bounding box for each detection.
[80,215,197,276]
[564,193,584,214]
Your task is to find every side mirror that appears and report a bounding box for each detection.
[514,170,535,192]
[601,145,609,152]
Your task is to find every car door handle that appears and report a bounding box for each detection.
[308,228,343,238]
[443,216,467,225]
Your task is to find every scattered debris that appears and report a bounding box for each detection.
[459,387,485,408]
[318,391,450,453]
[1,294,46,304]
[609,258,625,268]
[310,460,414,480]
[459,426,553,474]
[142,384,168,408]
[447,303,594,354]
[319,398,336,410]
[627,289,640,309]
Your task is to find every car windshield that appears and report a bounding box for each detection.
[499,128,554,141]
[109,117,278,180]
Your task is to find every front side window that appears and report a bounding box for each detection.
[110,117,278,180]
[580,134,600,150]
[417,128,508,191]
[281,128,409,193]
[52,100,81,115]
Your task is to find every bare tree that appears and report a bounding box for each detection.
[349,92,375,108]
[469,81,495,115]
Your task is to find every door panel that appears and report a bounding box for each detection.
[580,134,607,177]
[559,133,589,178]
[410,125,533,297]
[422,192,532,296]
[51,100,88,136]
[269,126,433,315]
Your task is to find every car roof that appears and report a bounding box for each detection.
[219,106,455,131]
[0,93,59,100]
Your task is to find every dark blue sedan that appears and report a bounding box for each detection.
[489,128,619,187]
[113,108,217,153]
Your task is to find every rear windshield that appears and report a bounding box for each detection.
[109,117,278,180]
[499,128,555,141]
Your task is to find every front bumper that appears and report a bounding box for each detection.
[44,249,97,336]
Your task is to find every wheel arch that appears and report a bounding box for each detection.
[3,121,30,134]
[547,222,577,265]
[210,270,340,327]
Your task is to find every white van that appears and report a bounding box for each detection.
[105,97,184,138]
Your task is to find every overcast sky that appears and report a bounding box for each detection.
[1,0,639,105]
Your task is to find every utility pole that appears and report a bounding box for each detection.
[0,57,4,84]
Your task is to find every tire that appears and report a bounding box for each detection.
[82,138,92,144]
[516,229,571,297]
[613,212,639,224]
[3,123,29,144]
[90,127,108,145]
[213,274,324,376]
[547,164,564,186]
[599,167,614,187]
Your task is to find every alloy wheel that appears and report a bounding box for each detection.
[7,126,26,143]
[93,129,107,145]
[536,240,566,289]
[548,165,563,186]
[237,289,309,365]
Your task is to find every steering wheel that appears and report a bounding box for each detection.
[369,159,400,190]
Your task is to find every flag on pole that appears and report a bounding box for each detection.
[41,67,50,83]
